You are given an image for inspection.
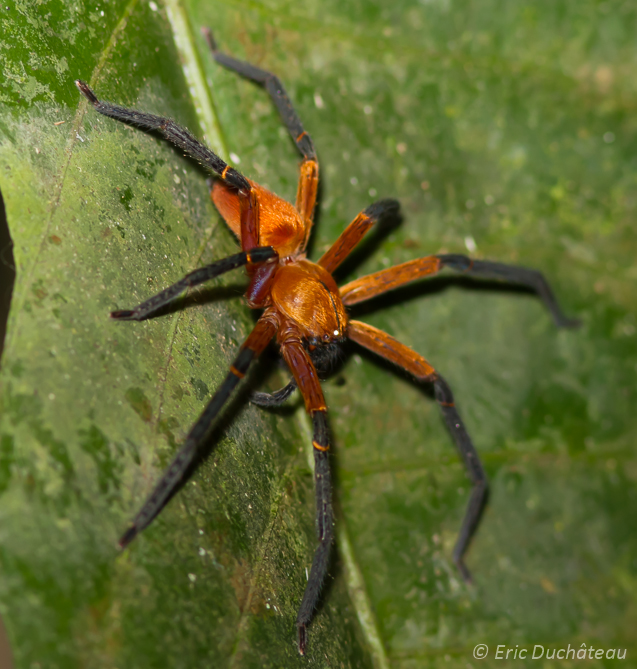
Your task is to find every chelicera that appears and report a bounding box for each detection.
[75,28,579,655]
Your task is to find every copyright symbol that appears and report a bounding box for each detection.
[473,644,488,659]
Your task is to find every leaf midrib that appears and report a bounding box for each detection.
[165,4,391,665]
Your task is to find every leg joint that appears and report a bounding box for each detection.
[363,198,401,223]
[433,375,455,407]
[245,246,278,264]
[233,347,254,377]
[437,253,473,272]
[311,410,330,452]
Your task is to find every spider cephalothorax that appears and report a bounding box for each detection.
[76,27,578,655]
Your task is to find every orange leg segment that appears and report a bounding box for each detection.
[318,199,400,275]
[347,319,487,583]
[342,253,579,328]
[347,319,436,380]
[240,187,260,251]
[296,158,320,245]
[341,256,441,305]
[280,334,327,414]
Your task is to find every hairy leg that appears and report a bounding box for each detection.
[111,247,277,321]
[119,313,278,548]
[202,28,319,238]
[341,253,579,328]
[347,319,487,583]
[279,330,334,654]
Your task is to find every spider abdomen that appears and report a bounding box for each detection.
[270,259,347,344]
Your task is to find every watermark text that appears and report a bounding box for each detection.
[471,643,627,661]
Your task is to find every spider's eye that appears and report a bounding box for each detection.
[323,334,330,341]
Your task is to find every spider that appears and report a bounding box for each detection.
[75,28,579,655]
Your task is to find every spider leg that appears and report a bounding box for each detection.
[318,199,400,274]
[202,28,316,162]
[111,247,278,321]
[76,80,265,252]
[201,28,319,243]
[76,80,250,195]
[438,254,580,327]
[298,413,332,656]
[279,333,333,655]
[341,253,579,328]
[347,319,486,584]
[119,313,278,548]
[250,378,297,407]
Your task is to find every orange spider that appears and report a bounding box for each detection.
[75,28,578,655]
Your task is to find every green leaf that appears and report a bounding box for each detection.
[1,0,636,667]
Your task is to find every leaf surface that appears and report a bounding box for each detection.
[1,0,636,667]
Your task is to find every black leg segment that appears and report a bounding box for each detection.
[111,247,277,321]
[119,343,260,549]
[75,80,251,192]
[437,254,580,329]
[296,410,333,655]
[250,378,297,407]
[202,28,316,161]
[433,374,488,584]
